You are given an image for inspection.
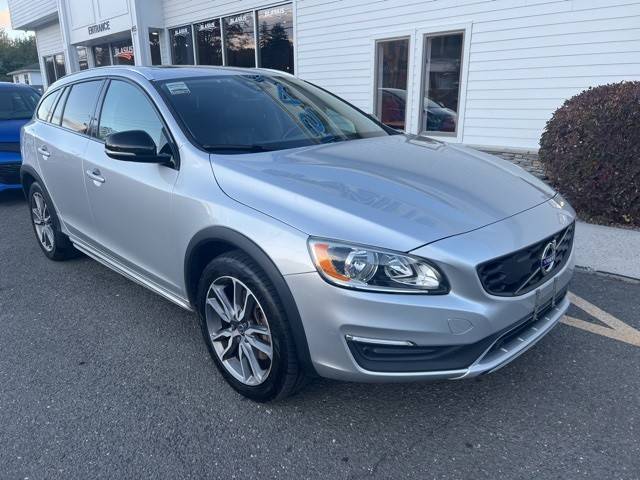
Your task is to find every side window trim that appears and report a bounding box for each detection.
[35,88,62,123]
[50,87,70,126]
[89,79,110,139]
[47,89,62,123]
[94,76,180,169]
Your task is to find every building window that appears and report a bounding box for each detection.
[93,45,112,67]
[54,54,66,78]
[374,38,409,131]
[43,53,66,84]
[112,39,135,65]
[149,31,162,65]
[170,25,194,65]
[256,4,294,73]
[76,46,89,70]
[195,19,223,66]
[421,32,463,135]
[223,11,255,67]
[24,74,30,85]
[170,3,295,71]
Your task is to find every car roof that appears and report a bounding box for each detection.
[49,66,291,89]
[0,81,39,91]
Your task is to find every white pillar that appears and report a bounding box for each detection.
[56,0,79,73]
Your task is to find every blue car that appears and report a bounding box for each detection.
[0,82,40,192]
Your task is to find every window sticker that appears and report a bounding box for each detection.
[166,81,191,95]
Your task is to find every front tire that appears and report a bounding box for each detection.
[196,251,306,402]
[28,182,76,261]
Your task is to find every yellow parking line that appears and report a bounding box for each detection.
[561,292,640,347]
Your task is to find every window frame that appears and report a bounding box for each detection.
[35,88,62,122]
[415,24,471,142]
[255,3,295,74]
[149,29,163,66]
[222,10,257,68]
[372,35,412,132]
[92,44,113,67]
[193,18,224,66]
[169,24,196,65]
[43,52,66,85]
[369,23,471,142]
[419,30,465,139]
[93,77,180,169]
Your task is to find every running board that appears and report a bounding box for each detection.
[71,238,193,312]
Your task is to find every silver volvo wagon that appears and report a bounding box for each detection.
[20,67,575,401]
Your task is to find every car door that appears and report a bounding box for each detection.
[83,78,180,294]
[32,80,104,241]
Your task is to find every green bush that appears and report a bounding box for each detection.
[539,81,640,227]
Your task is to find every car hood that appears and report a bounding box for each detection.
[210,135,555,252]
[0,119,29,143]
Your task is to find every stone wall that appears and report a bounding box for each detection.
[477,148,547,181]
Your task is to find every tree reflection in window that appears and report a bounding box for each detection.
[223,13,255,67]
[257,5,294,73]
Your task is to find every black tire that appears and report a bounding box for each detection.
[196,250,306,402]
[28,182,76,261]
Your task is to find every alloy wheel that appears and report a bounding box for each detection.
[205,276,273,386]
[31,192,55,252]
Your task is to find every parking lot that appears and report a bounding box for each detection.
[1,188,639,480]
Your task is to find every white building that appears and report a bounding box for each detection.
[7,63,44,92]
[7,0,640,155]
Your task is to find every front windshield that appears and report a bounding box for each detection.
[158,74,394,153]
[0,88,40,121]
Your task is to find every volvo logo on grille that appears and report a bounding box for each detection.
[540,240,557,275]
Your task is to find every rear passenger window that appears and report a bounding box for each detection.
[61,81,103,134]
[36,90,60,121]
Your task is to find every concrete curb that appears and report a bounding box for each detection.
[574,221,640,280]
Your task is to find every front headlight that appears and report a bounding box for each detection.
[308,239,449,294]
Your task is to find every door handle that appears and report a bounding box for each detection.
[86,168,105,185]
[37,146,50,158]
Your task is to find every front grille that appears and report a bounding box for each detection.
[0,163,21,185]
[0,142,20,153]
[477,222,574,297]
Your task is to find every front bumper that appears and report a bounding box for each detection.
[285,198,575,382]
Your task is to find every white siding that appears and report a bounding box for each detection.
[7,0,57,30]
[35,21,64,57]
[162,0,278,27]
[35,21,64,88]
[295,0,640,150]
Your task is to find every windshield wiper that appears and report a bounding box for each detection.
[201,144,274,153]
[318,134,346,144]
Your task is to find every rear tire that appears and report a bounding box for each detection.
[28,182,76,261]
[196,250,306,402]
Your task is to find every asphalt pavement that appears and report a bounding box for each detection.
[1,189,639,480]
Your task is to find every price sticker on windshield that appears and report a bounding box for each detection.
[166,82,191,95]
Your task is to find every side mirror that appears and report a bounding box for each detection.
[105,130,171,164]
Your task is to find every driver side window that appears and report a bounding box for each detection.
[98,80,172,156]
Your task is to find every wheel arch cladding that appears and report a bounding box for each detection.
[184,226,317,376]
[20,164,40,197]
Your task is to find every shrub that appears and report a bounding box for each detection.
[539,81,640,227]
